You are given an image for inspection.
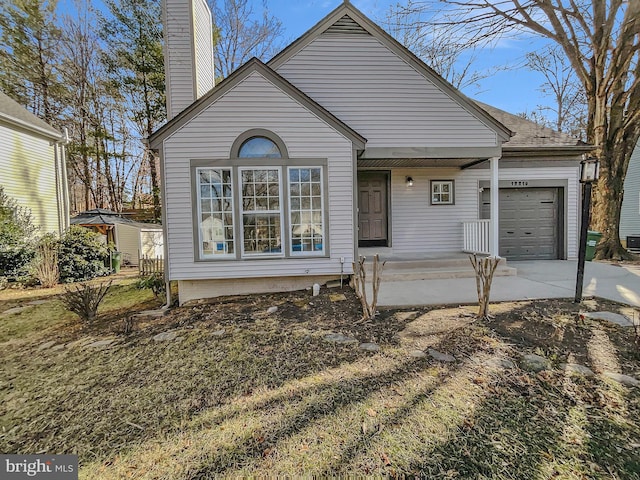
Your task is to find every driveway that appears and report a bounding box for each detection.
[375,260,640,307]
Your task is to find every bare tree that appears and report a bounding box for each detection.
[402,0,640,259]
[525,45,587,140]
[210,0,284,79]
[383,0,500,90]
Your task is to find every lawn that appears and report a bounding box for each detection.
[0,279,639,479]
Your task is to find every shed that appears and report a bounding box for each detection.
[70,209,163,265]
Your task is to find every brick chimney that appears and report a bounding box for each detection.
[162,0,215,120]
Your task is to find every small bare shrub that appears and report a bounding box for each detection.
[469,254,500,320]
[352,254,385,320]
[121,315,135,335]
[31,235,59,288]
[61,280,113,324]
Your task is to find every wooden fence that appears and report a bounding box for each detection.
[139,256,164,276]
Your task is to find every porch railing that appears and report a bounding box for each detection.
[462,220,491,255]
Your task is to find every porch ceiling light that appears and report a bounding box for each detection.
[406,176,414,187]
[580,155,600,183]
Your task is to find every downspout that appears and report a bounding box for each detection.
[60,128,71,230]
[53,138,63,235]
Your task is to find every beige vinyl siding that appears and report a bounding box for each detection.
[389,165,580,258]
[192,0,215,98]
[620,141,640,241]
[164,0,195,118]
[163,71,355,281]
[0,124,60,234]
[115,224,141,266]
[275,34,499,149]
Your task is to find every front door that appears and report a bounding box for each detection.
[358,172,388,247]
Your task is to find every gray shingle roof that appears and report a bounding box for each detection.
[0,90,61,140]
[475,101,589,149]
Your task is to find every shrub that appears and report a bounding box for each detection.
[60,280,112,324]
[31,234,60,288]
[136,272,166,300]
[59,226,111,282]
[0,187,37,282]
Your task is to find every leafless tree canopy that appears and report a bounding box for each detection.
[400,0,640,259]
[210,0,284,79]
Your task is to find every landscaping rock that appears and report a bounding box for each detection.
[134,309,167,319]
[27,300,49,306]
[51,344,65,351]
[520,354,551,372]
[37,341,57,351]
[409,350,426,358]
[325,280,343,288]
[211,329,226,337]
[2,306,28,316]
[583,311,633,327]
[324,333,358,344]
[395,311,418,322]
[153,331,178,342]
[267,306,278,315]
[428,349,456,362]
[604,372,640,387]
[329,293,347,302]
[87,339,115,348]
[359,342,380,352]
[484,358,516,369]
[561,363,595,377]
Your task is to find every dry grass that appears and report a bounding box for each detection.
[0,286,639,479]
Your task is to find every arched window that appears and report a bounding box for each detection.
[238,136,282,158]
[231,129,289,159]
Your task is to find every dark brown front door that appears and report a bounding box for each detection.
[358,172,388,247]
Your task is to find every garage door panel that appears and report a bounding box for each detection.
[481,187,560,260]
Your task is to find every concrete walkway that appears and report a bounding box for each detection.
[374,260,640,307]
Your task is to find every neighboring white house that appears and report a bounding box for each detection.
[620,140,640,251]
[150,0,592,304]
[0,90,69,235]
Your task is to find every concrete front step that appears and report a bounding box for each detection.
[377,265,517,282]
[361,255,514,281]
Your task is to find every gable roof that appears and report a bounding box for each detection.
[0,90,61,141]
[475,101,592,154]
[149,58,366,149]
[268,1,512,143]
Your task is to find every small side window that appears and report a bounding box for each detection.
[431,180,454,205]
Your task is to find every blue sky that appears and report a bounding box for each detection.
[263,0,551,117]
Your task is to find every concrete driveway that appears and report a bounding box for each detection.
[375,260,640,307]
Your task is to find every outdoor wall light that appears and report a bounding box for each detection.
[580,155,600,183]
[406,176,414,187]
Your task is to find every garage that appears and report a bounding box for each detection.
[482,187,563,260]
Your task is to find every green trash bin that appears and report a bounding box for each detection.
[111,251,122,273]
[585,231,602,261]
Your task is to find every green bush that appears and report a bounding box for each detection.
[59,226,111,283]
[0,187,37,282]
[136,272,165,299]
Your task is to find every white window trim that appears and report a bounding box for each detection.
[287,166,325,257]
[196,167,235,260]
[238,166,285,258]
[431,180,455,205]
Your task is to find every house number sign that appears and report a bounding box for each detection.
[510,181,529,187]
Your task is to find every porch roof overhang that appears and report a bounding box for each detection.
[357,145,501,168]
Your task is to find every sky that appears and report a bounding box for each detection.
[261,0,551,117]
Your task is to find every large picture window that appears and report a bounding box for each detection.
[240,168,283,256]
[289,167,324,255]
[193,130,328,261]
[197,168,234,257]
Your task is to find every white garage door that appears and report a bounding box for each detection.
[482,188,561,260]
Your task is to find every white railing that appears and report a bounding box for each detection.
[463,220,491,255]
